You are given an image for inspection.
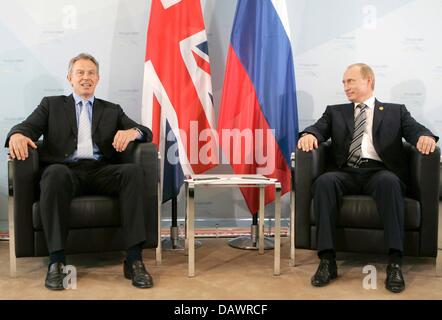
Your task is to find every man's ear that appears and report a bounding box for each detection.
[67,74,73,86]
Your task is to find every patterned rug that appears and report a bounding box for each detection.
[0,230,9,240]
[161,227,289,238]
[0,227,289,241]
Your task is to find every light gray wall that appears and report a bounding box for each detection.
[1,0,441,228]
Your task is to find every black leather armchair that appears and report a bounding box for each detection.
[8,142,159,276]
[292,141,440,263]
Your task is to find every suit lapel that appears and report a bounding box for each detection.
[343,103,355,134]
[92,99,104,135]
[65,94,78,137]
[372,99,385,135]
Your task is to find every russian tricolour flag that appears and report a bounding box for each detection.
[142,0,217,202]
[218,0,298,213]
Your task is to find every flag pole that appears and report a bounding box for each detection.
[161,195,201,250]
[228,213,274,250]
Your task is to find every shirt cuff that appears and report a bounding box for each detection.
[133,127,144,140]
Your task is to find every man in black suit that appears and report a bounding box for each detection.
[5,53,155,290]
[297,63,438,293]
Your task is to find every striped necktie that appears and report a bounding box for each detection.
[76,100,94,159]
[347,103,367,167]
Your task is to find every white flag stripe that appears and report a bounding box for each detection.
[160,0,182,10]
[141,60,194,176]
[271,0,292,41]
[179,30,216,129]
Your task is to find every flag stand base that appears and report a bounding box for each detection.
[161,226,201,251]
[228,224,274,250]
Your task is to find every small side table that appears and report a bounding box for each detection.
[184,174,282,277]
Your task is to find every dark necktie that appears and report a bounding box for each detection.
[347,103,367,167]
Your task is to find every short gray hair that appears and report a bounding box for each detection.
[347,63,375,89]
[68,53,99,75]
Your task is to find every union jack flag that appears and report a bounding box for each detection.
[142,0,217,202]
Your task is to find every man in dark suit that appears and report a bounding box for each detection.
[5,53,155,290]
[297,63,438,293]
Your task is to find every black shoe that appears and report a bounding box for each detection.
[45,262,65,290]
[385,263,405,293]
[124,260,154,288]
[311,259,338,287]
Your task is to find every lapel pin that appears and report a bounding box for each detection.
[379,106,384,111]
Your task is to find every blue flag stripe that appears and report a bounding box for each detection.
[162,120,184,203]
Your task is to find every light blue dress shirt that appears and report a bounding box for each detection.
[66,93,102,161]
[65,93,143,162]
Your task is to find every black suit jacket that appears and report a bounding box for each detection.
[5,95,152,164]
[301,99,439,183]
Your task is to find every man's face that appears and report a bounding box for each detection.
[342,66,373,103]
[67,59,99,99]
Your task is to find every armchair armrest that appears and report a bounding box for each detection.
[10,147,40,257]
[405,142,440,256]
[294,141,332,248]
[118,142,158,182]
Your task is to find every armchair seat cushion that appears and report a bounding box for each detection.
[310,196,421,230]
[33,196,121,230]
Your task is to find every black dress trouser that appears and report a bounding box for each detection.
[38,160,148,253]
[312,163,406,254]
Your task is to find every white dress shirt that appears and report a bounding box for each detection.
[354,96,382,161]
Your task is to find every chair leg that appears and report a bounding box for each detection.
[8,180,17,278]
[155,202,163,266]
[437,198,442,277]
[436,252,442,277]
[9,245,17,278]
[289,152,296,267]
[9,220,17,278]
[155,168,162,266]
[437,218,442,277]
[155,248,161,266]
